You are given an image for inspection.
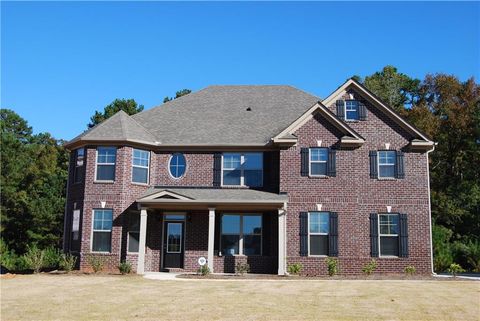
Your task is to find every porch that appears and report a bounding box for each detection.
[132,188,288,275]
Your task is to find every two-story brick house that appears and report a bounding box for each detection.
[63,78,435,275]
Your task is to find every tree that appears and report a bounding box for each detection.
[163,89,191,103]
[88,99,144,128]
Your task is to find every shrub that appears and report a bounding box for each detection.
[0,239,20,272]
[287,263,303,275]
[326,258,339,276]
[362,259,377,276]
[43,247,62,270]
[447,263,465,277]
[23,245,45,273]
[197,265,210,276]
[404,265,416,276]
[235,262,250,275]
[59,254,77,273]
[465,240,480,272]
[118,261,132,275]
[87,256,105,273]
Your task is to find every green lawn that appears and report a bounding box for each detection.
[1,274,479,321]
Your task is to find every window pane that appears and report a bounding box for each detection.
[310,212,329,234]
[92,232,111,252]
[244,235,261,255]
[345,101,359,121]
[97,147,116,164]
[310,235,328,255]
[311,162,327,176]
[379,165,395,178]
[243,215,262,234]
[167,223,182,253]
[223,169,241,185]
[165,214,185,220]
[310,148,328,162]
[128,232,139,252]
[132,167,148,183]
[223,154,241,169]
[76,148,85,166]
[380,236,399,256]
[221,235,239,255]
[244,170,262,186]
[74,166,84,183]
[169,154,186,178]
[96,164,115,181]
[244,153,262,169]
[133,149,149,167]
[129,213,140,231]
[379,214,399,234]
[379,151,396,165]
[222,215,240,234]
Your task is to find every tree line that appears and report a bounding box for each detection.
[1,70,478,272]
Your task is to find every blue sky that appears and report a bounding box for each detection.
[2,1,479,140]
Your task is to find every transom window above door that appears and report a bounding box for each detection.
[222,153,263,187]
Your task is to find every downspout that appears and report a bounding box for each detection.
[426,143,437,275]
[62,150,72,253]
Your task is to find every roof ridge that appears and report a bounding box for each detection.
[120,110,157,141]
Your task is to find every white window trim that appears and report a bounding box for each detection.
[131,149,150,185]
[308,212,329,257]
[220,213,263,256]
[94,147,117,183]
[166,222,183,254]
[378,150,396,179]
[90,209,113,253]
[221,153,263,187]
[344,100,359,121]
[378,213,399,258]
[127,213,140,254]
[73,148,85,184]
[309,148,328,177]
[168,153,187,180]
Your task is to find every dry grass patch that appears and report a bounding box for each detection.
[1,274,479,321]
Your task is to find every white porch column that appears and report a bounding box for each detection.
[278,206,287,275]
[137,209,148,274]
[208,208,215,272]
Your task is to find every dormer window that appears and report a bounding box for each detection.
[345,100,359,121]
[335,99,367,121]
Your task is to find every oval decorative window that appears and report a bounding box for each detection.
[169,153,186,178]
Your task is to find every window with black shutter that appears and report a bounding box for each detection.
[307,211,332,256]
[299,212,308,256]
[369,213,379,257]
[213,153,222,187]
[378,213,399,256]
[398,213,409,257]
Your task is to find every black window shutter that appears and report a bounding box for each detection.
[395,151,405,179]
[327,148,337,177]
[369,213,379,257]
[336,100,345,120]
[299,212,308,256]
[398,213,409,258]
[328,212,338,257]
[213,153,222,187]
[358,101,367,120]
[300,148,309,177]
[369,151,378,179]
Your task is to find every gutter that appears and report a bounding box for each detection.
[426,143,437,275]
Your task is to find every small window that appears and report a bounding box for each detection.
[73,148,85,183]
[345,100,359,121]
[221,214,262,256]
[222,153,263,187]
[169,153,186,179]
[96,147,116,181]
[379,214,399,256]
[92,209,112,252]
[132,149,150,184]
[127,213,140,253]
[309,148,328,176]
[309,212,329,256]
[378,151,396,178]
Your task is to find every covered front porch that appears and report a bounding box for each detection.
[133,188,288,275]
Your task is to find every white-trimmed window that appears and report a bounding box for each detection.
[222,153,263,187]
[345,100,359,121]
[308,212,329,256]
[96,147,116,181]
[379,213,399,256]
[221,214,262,256]
[169,153,186,179]
[378,151,396,178]
[74,148,85,183]
[309,148,328,176]
[127,213,140,253]
[92,209,112,252]
[132,149,150,184]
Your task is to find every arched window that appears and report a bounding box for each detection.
[169,153,186,178]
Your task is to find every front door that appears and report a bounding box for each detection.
[163,221,184,269]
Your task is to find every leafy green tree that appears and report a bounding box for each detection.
[163,89,191,103]
[88,99,144,128]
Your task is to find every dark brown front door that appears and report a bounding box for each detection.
[163,221,184,269]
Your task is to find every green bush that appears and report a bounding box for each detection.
[287,263,303,275]
[0,239,20,272]
[404,265,416,276]
[43,247,62,269]
[465,240,480,272]
[432,224,454,272]
[447,263,465,277]
[59,254,77,273]
[326,258,339,276]
[87,256,105,273]
[118,261,132,275]
[23,245,45,273]
[362,259,377,276]
[235,262,250,275]
[197,265,210,276]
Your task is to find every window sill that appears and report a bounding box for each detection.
[308,175,329,179]
[344,119,360,123]
[131,182,149,186]
[93,180,115,184]
[218,254,263,257]
[127,252,139,255]
[379,255,399,259]
[90,251,112,255]
[220,185,263,189]
[308,255,328,258]
[377,178,396,181]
